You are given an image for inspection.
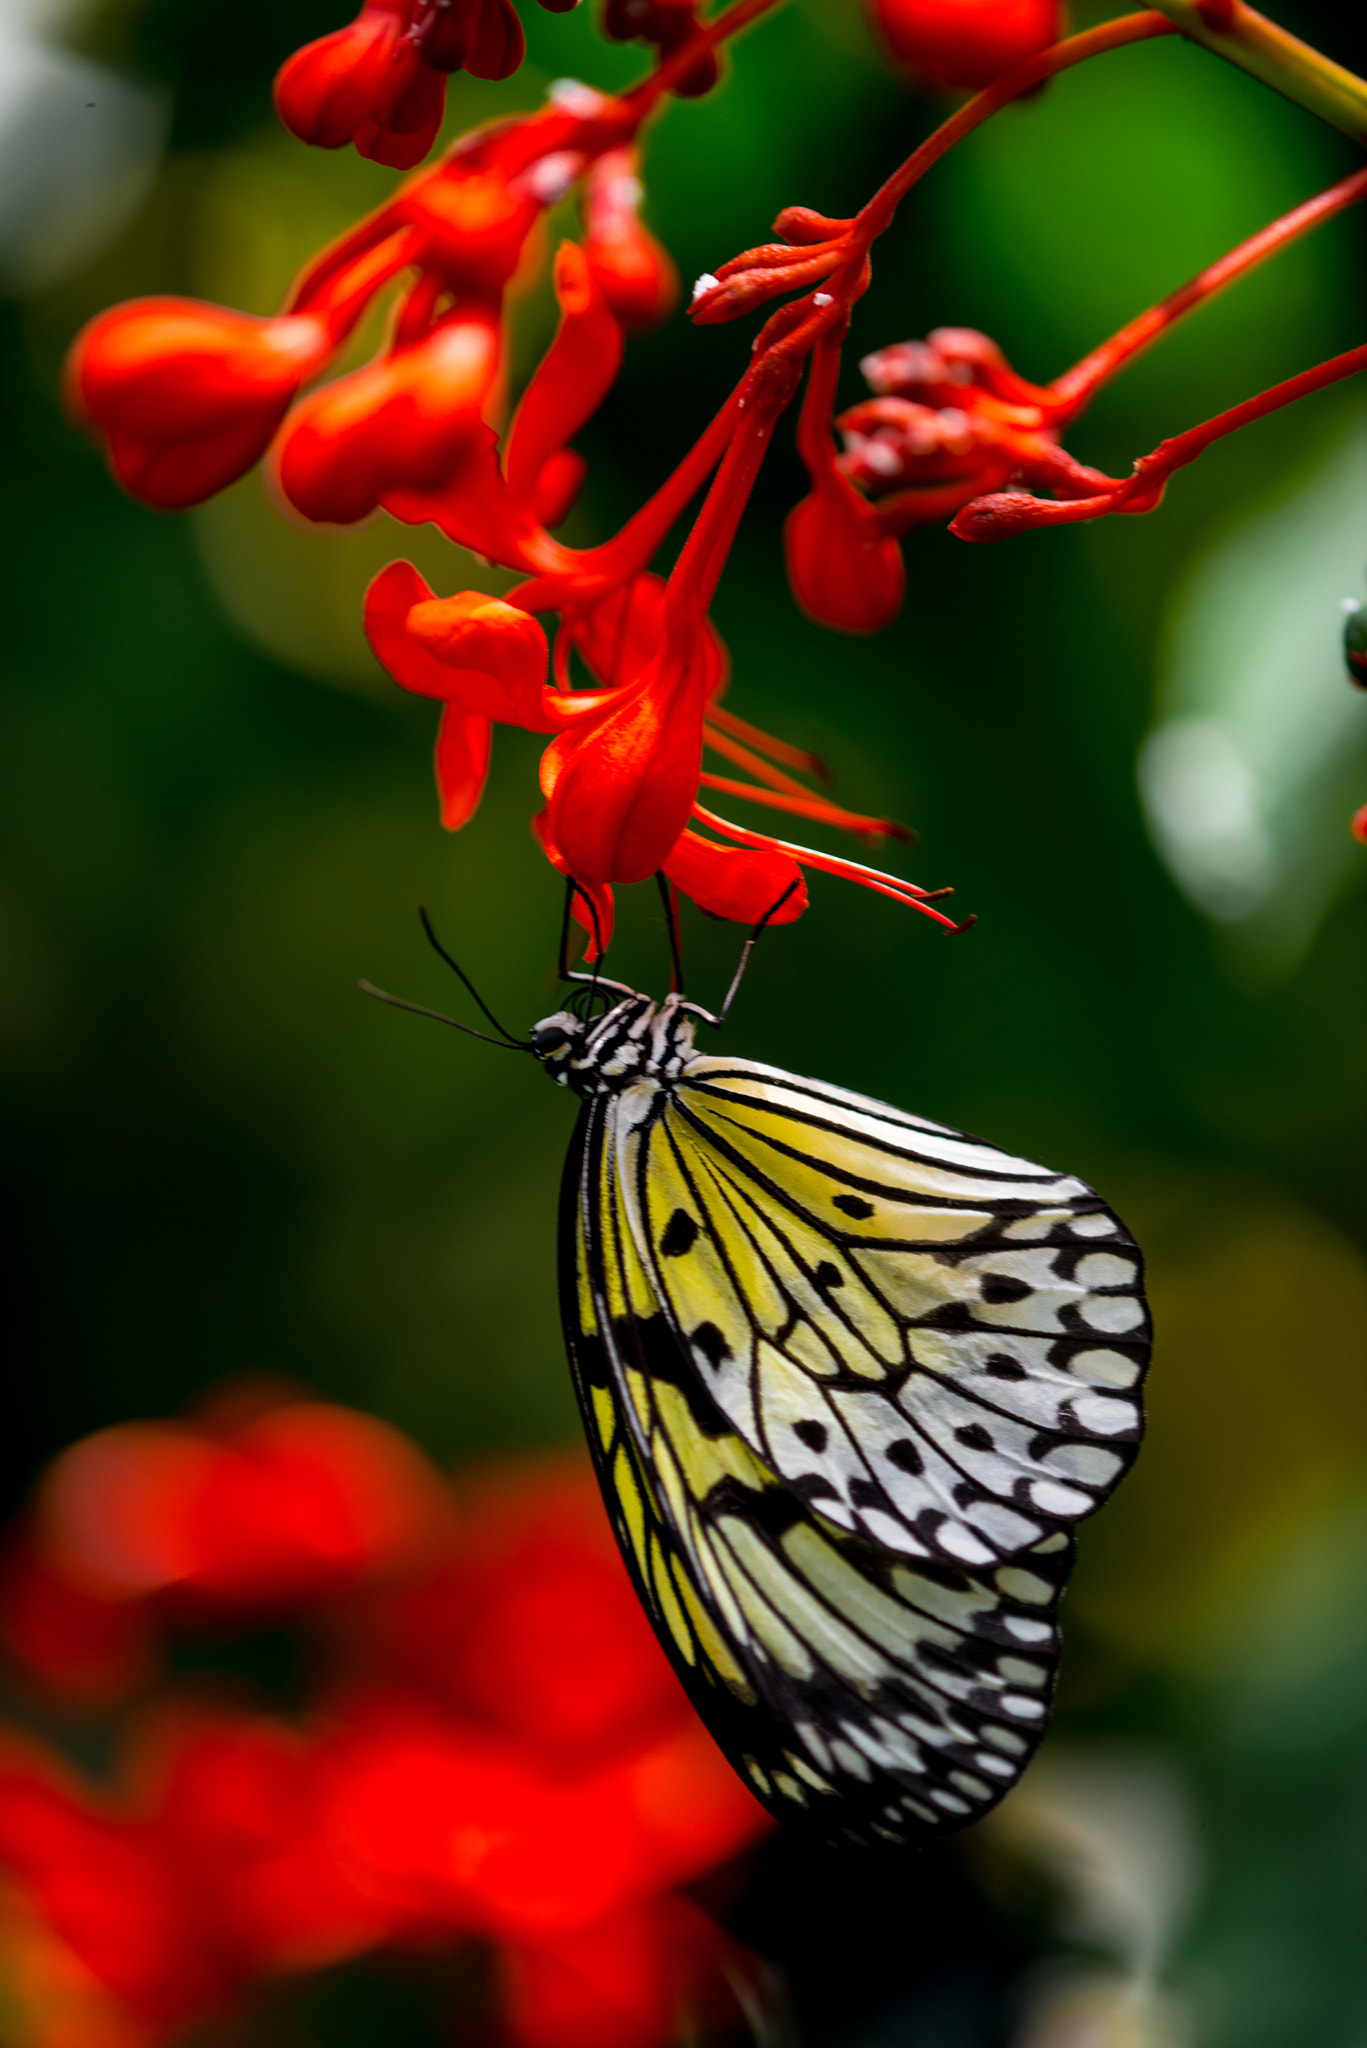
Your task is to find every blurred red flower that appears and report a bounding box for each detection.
[0,1410,772,2048]
[867,0,1063,89]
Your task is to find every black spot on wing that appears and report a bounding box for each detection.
[886,1438,924,1476]
[833,1194,874,1219]
[814,1261,844,1291]
[691,1320,731,1371]
[980,1274,1032,1305]
[794,1419,829,1453]
[955,1424,993,1452]
[659,1207,699,1257]
[983,1353,1026,1380]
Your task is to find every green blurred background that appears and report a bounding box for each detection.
[3,0,1367,2040]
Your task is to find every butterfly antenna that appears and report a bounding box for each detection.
[655,871,685,995]
[557,874,576,982]
[417,907,528,1044]
[556,876,636,1006]
[696,877,801,1029]
[358,981,531,1051]
[580,883,606,1011]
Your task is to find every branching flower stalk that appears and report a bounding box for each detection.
[65,0,1367,938]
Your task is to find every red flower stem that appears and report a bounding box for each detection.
[1115,338,1367,502]
[667,386,796,619]
[1052,163,1367,411]
[851,11,1179,250]
[286,215,411,318]
[627,0,790,113]
[957,338,1367,536]
[393,269,446,347]
[793,327,846,477]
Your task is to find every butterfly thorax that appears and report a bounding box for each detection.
[531,991,698,1099]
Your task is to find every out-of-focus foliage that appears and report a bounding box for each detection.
[2,0,1366,2039]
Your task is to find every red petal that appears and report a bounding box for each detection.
[663,831,807,926]
[365,561,555,726]
[504,243,622,508]
[546,652,705,885]
[532,809,616,955]
[435,703,494,828]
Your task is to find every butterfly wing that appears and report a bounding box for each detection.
[561,1091,1076,1845]
[623,1057,1149,1572]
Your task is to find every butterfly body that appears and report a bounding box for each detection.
[534,989,1149,1845]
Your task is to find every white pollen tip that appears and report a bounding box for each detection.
[547,78,605,115]
[812,291,833,306]
[691,272,721,303]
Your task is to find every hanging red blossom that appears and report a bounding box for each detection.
[275,0,530,169]
[867,0,1063,90]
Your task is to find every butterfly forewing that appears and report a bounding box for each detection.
[562,1092,1080,1845]
[625,1055,1148,1570]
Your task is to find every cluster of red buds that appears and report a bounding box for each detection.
[276,0,581,167]
[66,0,1367,959]
[0,1394,771,2048]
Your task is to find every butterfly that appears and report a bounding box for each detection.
[364,910,1150,1847]
[530,977,1149,1847]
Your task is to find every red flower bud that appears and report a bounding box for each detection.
[274,315,500,524]
[420,0,526,79]
[67,299,333,510]
[784,472,905,633]
[868,0,1063,89]
[274,7,405,150]
[582,150,679,333]
[1351,800,1367,846]
[603,0,718,95]
[275,0,491,169]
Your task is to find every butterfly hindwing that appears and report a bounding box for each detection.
[625,1056,1148,1572]
[560,1093,1077,1846]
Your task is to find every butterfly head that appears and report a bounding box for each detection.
[531,991,697,1096]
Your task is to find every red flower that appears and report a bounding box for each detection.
[275,0,528,171]
[274,309,502,524]
[784,334,906,633]
[66,301,335,510]
[868,0,1063,89]
[21,1400,446,1625]
[0,1422,772,2048]
[66,87,642,521]
[499,1894,748,2048]
[1351,801,1367,847]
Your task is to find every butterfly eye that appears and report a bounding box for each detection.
[531,1017,578,1061]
